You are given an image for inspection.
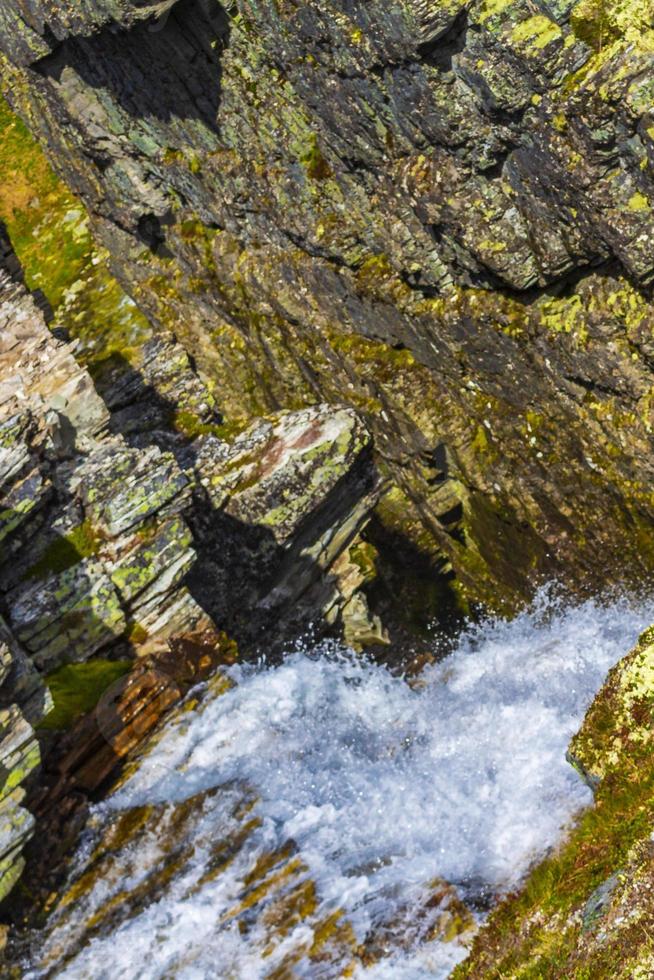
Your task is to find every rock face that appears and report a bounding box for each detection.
[2,0,654,609]
[187,404,380,647]
[19,629,237,908]
[0,222,380,906]
[0,0,181,65]
[0,220,209,903]
[456,623,654,979]
[0,262,209,670]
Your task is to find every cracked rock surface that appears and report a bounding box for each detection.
[2,0,654,607]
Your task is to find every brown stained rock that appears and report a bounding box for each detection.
[10,629,236,925]
[33,628,237,805]
[196,405,374,544]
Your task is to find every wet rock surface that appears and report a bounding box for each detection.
[457,619,654,979]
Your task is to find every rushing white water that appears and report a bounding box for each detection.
[28,591,654,979]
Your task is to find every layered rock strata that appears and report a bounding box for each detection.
[1,1,654,608]
[0,222,210,904]
[186,404,381,648]
[0,223,380,907]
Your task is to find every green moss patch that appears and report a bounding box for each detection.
[39,660,132,731]
[0,97,151,364]
[455,671,654,977]
[570,0,654,50]
[23,522,103,582]
[173,410,225,440]
[299,133,333,181]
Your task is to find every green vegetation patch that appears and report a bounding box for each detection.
[570,0,654,50]
[23,522,103,582]
[0,97,88,308]
[39,660,132,731]
[0,97,150,364]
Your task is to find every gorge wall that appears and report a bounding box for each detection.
[2,1,654,971]
[0,220,381,911]
[2,0,654,615]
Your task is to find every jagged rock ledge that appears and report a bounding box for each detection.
[0,223,381,913]
[2,0,654,613]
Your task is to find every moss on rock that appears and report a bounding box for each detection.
[23,522,103,583]
[455,624,654,978]
[39,660,132,732]
[0,97,150,366]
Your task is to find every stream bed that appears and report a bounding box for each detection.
[24,591,654,979]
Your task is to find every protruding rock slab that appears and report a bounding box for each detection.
[568,625,654,789]
[189,404,381,645]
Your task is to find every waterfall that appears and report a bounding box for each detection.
[26,591,654,979]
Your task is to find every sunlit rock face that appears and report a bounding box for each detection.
[1,0,654,610]
[0,259,209,674]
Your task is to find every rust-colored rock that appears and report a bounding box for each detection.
[32,629,237,808]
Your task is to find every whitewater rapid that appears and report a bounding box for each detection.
[27,592,654,979]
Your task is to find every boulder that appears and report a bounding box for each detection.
[188,404,380,645]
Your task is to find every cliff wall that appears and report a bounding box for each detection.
[2,1,654,611]
[0,221,380,909]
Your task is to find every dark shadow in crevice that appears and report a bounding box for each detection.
[136,212,175,257]
[90,346,219,454]
[361,514,468,662]
[416,7,470,73]
[36,0,230,129]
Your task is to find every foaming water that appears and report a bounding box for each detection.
[27,592,654,978]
